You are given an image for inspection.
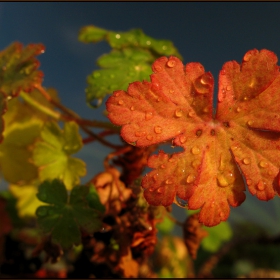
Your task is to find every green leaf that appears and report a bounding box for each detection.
[156,215,175,235]
[0,42,45,97]
[87,183,105,213]
[201,221,232,252]
[79,25,182,107]
[0,118,42,184]
[33,121,86,190]
[36,179,102,248]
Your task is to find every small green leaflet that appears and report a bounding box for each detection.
[36,179,103,248]
[32,121,86,190]
[78,25,182,107]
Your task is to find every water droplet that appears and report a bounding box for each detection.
[146,135,153,141]
[192,159,200,168]
[154,65,162,72]
[89,98,102,108]
[200,73,212,85]
[191,146,200,155]
[247,120,253,126]
[152,174,158,182]
[188,111,195,117]
[168,158,175,163]
[114,91,120,97]
[167,59,175,68]
[220,69,226,75]
[175,109,183,117]
[145,111,153,120]
[165,178,173,185]
[219,212,225,218]
[246,179,252,186]
[243,52,252,62]
[217,174,229,187]
[179,135,187,144]
[186,174,195,183]
[135,131,144,137]
[226,85,231,91]
[148,187,155,192]
[174,196,188,208]
[160,164,166,169]
[259,161,268,168]
[203,107,209,113]
[118,100,124,105]
[130,106,135,111]
[257,180,265,191]
[169,90,175,94]
[157,187,164,193]
[115,34,121,39]
[37,207,47,217]
[242,158,250,165]
[243,96,248,101]
[146,40,151,45]
[154,126,162,134]
[156,98,161,102]
[236,107,241,112]
[268,170,273,176]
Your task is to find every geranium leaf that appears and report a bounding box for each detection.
[36,179,102,248]
[79,26,182,107]
[0,42,44,97]
[32,121,86,190]
[106,49,280,226]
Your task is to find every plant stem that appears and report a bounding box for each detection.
[35,84,123,150]
[20,91,61,120]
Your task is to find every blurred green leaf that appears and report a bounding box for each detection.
[201,221,232,252]
[33,121,86,190]
[156,215,175,235]
[36,179,103,248]
[79,25,182,107]
[87,183,105,213]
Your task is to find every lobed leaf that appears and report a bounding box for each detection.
[106,49,280,226]
[32,121,86,190]
[79,25,182,107]
[36,179,103,248]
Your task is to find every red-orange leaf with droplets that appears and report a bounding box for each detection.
[106,50,280,226]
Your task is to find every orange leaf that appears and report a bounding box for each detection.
[106,50,280,226]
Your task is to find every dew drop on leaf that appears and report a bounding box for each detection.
[219,212,225,218]
[168,157,175,163]
[236,107,241,112]
[165,178,173,185]
[160,164,166,169]
[246,179,252,186]
[167,59,175,68]
[149,187,155,192]
[152,174,158,182]
[186,174,195,183]
[154,65,163,72]
[174,196,188,208]
[118,100,124,105]
[226,85,231,91]
[247,120,253,126]
[130,106,135,111]
[188,111,195,117]
[175,109,183,118]
[145,111,153,120]
[243,52,252,62]
[257,181,265,191]
[179,135,187,144]
[242,158,250,165]
[114,91,120,97]
[89,98,102,108]
[157,187,164,193]
[146,135,153,141]
[154,126,163,134]
[191,146,200,155]
[259,161,268,168]
[217,174,229,187]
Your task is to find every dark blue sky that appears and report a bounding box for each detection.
[1,2,280,231]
